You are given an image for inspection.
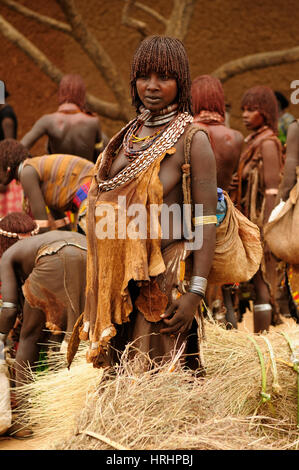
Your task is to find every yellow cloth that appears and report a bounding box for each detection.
[23,154,94,212]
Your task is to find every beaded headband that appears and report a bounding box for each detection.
[0,220,40,239]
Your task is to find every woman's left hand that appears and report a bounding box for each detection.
[159,292,202,335]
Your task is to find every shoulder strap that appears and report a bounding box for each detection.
[182,124,211,208]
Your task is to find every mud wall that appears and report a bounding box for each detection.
[0,0,299,155]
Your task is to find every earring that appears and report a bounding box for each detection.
[7,167,11,173]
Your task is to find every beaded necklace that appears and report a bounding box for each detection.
[98,111,193,192]
[0,223,40,239]
[194,110,225,124]
[123,104,179,161]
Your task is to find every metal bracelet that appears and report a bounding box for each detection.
[2,301,17,309]
[254,303,272,312]
[189,276,207,297]
[189,276,207,290]
[189,288,205,297]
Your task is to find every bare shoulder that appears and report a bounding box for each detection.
[260,138,281,168]
[190,126,211,145]
[81,113,100,124]
[287,120,299,140]
[36,113,54,126]
[20,163,40,187]
[190,128,216,179]
[260,137,279,152]
[191,128,214,159]
[232,129,244,145]
[0,238,33,265]
[21,162,39,178]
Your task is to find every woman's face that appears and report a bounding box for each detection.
[136,71,178,113]
[242,106,265,131]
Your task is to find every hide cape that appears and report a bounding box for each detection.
[68,112,193,368]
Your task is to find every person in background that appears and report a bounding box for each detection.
[274,90,295,147]
[224,102,231,128]
[191,75,244,328]
[0,88,17,140]
[21,74,108,162]
[274,118,299,321]
[192,75,244,192]
[0,85,23,217]
[231,86,284,333]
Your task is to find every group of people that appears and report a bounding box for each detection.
[0,35,298,438]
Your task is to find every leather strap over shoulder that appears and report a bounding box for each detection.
[183,124,211,166]
[181,124,211,210]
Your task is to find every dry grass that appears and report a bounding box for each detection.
[14,320,299,450]
[203,320,299,421]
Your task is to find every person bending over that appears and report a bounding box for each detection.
[0,139,94,233]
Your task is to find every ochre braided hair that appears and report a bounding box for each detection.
[0,212,38,257]
[191,75,225,118]
[58,74,86,111]
[130,35,192,114]
[0,139,31,182]
[241,85,278,133]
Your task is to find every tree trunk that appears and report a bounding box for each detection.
[57,0,132,121]
[212,46,299,83]
[2,1,299,121]
[165,0,197,41]
[0,14,124,120]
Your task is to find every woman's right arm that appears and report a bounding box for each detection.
[278,121,299,201]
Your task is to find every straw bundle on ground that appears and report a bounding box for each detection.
[203,320,299,423]
[15,320,299,450]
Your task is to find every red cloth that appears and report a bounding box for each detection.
[0,180,23,218]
